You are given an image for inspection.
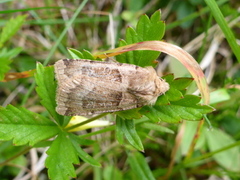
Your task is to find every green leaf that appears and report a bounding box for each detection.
[0,47,22,81]
[0,15,27,48]
[69,134,101,167]
[46,132,101,180]
[171,77,194,90]
[154,74,193,106]
[205,128,240,171]
[69,135,95,146]
[150,9,161,23]
[126,27,139,43]
[0,105,59,146]
[116,10,165,67]
[35,62,64,125]
[67,48,84,59]
[209,88,231,104]
[115,117,125,145]
[127,151,155,180]
[0,47,22,59]
[116,118,144,151]
[164,87,183,102]
[0,141,27,176]
[103,165,123,180]
[82,49,96,59]
[141,95,214,123]
[67,48,96,60]
[141,122,175,134]
[159,74,194,103]
[46,132,79,180]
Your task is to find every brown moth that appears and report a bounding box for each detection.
[54,59,169,116]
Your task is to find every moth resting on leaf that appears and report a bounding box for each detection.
[54,59,169,116]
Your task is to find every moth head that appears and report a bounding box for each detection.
[157,78,169,95]
[147,77,169,105]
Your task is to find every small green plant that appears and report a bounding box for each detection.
[0,15,26,81]
[0,11,214,179]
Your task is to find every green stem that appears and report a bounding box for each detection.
[204,0,240,62]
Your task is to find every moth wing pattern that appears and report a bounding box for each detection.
[54,59,169,116]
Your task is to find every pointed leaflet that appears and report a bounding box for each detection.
[0,15,27,48]
[141,95,213,123]
[82,49,96,60]
[69,133,101,167]
[67,48,84,59]
[127,151,155,180]
[35,63,64,124]
[0,105,59,146]
[0,47,22,81]
[135,10,165,67]
[116,118,144,151]
[46,132,79,180]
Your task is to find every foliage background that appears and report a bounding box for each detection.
[0,0,239,179]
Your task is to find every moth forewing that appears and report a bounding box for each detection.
[54,59,169,116]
